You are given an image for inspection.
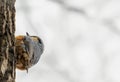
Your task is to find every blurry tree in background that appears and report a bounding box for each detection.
[0,0,16,82]
[16,0,120,82]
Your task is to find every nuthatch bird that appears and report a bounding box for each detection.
[15,32,44,72]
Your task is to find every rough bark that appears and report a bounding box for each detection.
[0,0,16,82]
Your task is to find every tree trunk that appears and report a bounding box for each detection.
[0,0,16,82]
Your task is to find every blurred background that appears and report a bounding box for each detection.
[15,0,120,82]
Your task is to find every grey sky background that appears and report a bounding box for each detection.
[15,0,120,82]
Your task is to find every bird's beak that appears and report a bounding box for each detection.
[26,32,30,36]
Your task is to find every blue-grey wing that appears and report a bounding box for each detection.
[31,41,44,65]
